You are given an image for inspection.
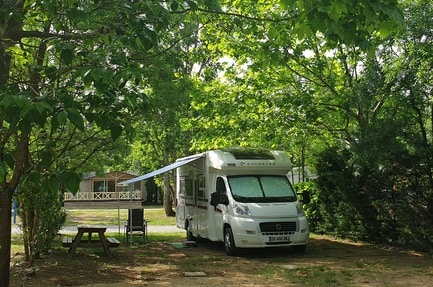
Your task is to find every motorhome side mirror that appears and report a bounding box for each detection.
[302,190,311,204]
[210,192,229,206]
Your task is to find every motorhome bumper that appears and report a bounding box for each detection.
[231,219,309,248]
[235,231,309,247]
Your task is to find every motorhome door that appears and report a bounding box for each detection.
[212,176,227,240]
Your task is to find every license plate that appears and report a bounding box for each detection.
[268,236,289,242]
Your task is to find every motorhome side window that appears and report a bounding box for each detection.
[179,177,193,197]
[185,177,193,197]
[197,175,205,199]
[179,177,186,196]
[216,177,226,194]
[227,175,297,203]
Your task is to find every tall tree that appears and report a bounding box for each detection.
[0,0,199,284]
[131,58,194,215]
[0,0,405,285]
[375,0,433,244]
[182,0,403,159]
[124,9,222,215]
[18,124,129,261]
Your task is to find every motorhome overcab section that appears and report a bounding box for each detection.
[175,149,310,256]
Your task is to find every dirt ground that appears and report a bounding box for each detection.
[10,235,433,287]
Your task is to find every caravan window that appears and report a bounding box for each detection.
[93,180,115,192]
[227,175,297,203]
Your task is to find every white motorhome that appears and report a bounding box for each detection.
[175,149,310,255]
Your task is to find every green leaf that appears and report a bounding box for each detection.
[44,66,58,81]
[60,43,75,65]
[46,175,60,194]
[66,108,85,131]
[66,7,87,21]
[187,0,198,11]
[31,101,52,126]
[82,69,93,87]
[280,0,293,9]
[0,162,6,182]
[60,92,75,107]
[84,111,95,123]
[292,22,312,39]
[377,20,395,38]
[4,153,14,170]
[171,1,179,11]
[59,171,81,193]
[12,93,31,109]
[21,172,41,186]
[204,0,221,11]
[38,150,53,170]
[27,172,41,183]
[95,113,111,130]
[328,0,348,21]
[52,110,68,130]
[110,124,123,140]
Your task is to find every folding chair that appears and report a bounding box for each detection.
[125,209,147,244]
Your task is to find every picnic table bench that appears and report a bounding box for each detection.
[63,225,119,257]
[62,236,120,248]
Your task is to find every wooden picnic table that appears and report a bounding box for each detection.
[63,225,119,257]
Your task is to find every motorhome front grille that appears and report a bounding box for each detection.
[259,222,296,233]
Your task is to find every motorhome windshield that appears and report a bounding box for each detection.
[227,175,297,203]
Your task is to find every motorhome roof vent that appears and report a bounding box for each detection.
[225,148,275,160]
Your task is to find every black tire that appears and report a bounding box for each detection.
[186,221,196,241]
[292,244,307,253]
[224,227,238,256]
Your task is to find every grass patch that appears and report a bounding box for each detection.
[64,206,176,226]
[11,234,24,255]
[12,212,433,287]
[261,266,284,279]
[11,207,180,257]
[11,230,433,287]
[177,254,224,272]
[144,209,176,225]
[101,231,185,246]
[283,265,353,286]
[64,209,126,225]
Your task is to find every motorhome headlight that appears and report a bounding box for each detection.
[233,203,251,216]
[296,203,305,215]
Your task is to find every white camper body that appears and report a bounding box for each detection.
[175,149,309,255]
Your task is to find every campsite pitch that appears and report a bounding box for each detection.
[10,234,433,286]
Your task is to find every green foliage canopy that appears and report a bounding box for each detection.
[0,0,205,285]
[0,0,408,285]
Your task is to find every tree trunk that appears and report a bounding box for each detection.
[0,2,26,284]
[21,209,30,261]
[0,186,13,287]
[0,131,30,286]
[21,207,38,262]
[163,173,175,217]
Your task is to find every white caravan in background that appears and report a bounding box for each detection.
[175,149,310,255]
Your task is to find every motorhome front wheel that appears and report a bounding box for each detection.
[224,227,238,256]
